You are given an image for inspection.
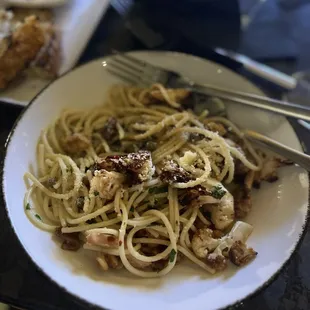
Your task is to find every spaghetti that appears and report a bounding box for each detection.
[24,84,288,277]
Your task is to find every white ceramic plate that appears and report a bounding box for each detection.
[0,303,8,310]
[2,51,309,310]
[0,0,110,106]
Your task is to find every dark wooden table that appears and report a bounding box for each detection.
[0,1,309,309]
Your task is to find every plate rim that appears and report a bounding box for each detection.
[1,51,309,310]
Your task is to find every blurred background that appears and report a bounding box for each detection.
[1,0,310,309]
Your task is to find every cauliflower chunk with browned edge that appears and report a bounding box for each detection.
[192,228,221,258]
[90,170,124,200]
[98,150,155,184]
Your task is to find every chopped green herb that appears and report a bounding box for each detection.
[130,207,134,212]
[169,249,177,263]
[35,214,42,221]
[25,203,31,210]
[94,191,99,197]
[149,186,167,194]
[211,185,226,200]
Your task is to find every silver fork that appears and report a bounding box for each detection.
[106,52,310,170]
[106,52,310,122]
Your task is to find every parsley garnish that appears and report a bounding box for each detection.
[169,249,177,263]
[35,214,42,221]
[210,185,226,199]
[26,203,31,210]
[130,207,134,212]
[149,186,167,194]
[94,191,99,197]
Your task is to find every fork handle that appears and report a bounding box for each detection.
[191,83,310,122]
[244,130,310,171]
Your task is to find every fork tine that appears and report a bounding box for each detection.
[107,68,137,85]
[109,60,141,82]
[113,56,143,75]
[112,50,153,69]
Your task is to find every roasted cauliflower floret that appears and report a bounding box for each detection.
[160,160,191,184]
[98,150,155,184]
[179,151,197,170]
[63,133,90,154]
[210,190,234,230]
[179,185,208,206]
[90,170,124,200]
[229,240,257,266]
[192,228,220,259]
[205,253,228,272]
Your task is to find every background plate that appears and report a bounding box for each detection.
[0,0,110,106]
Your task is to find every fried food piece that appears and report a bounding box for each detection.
[27,20,60,79]
[0,15,45,89]
[11,8,54,23]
